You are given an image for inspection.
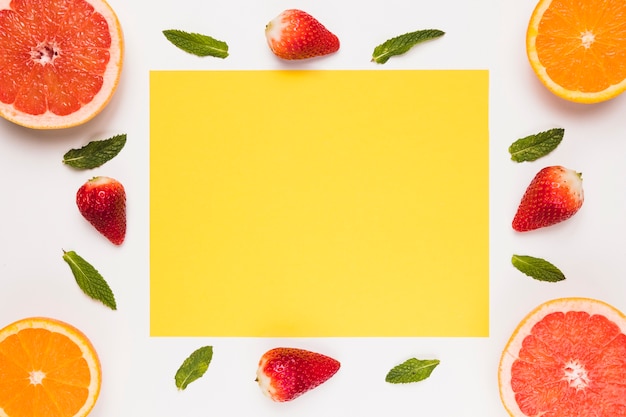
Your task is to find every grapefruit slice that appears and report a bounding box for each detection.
[0,0,124,129]
[499,298,626,417]
[0,317,102,417]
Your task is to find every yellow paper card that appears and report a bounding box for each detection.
[150,70,489,337]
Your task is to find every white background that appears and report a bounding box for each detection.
[1,0,626,416]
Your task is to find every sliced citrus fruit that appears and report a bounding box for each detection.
[526,0,626,103]
[0,0,124,129]
[0,317,101,417]
[498,297,626,417]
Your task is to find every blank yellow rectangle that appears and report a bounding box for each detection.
[150,69,489,337]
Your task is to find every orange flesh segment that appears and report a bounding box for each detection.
[535,0,626,93]
[0,328,92,417]
[510,311,626,416]
[0,0,112,116]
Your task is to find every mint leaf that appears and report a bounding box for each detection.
[63,134,127,169]
[372,29,445,64]
[509,128,564,162]
[385,358,440,384]
[163,30,228,58]
[512,255,566,282]
[62,250,117,310]
[175,346,214,390]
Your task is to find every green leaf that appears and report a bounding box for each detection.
[509,128,564,162]
[62,250,117,310]
[512,254,566,282]
[163,29,228,58]
[63,134,127,169]
[385,358,440,384]
[372,29,445,64]
[175,346,214,390]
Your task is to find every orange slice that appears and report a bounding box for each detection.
[526,0,626,103]
[0,317,102,417]
[498,298,626,417]
[0,0,124,129]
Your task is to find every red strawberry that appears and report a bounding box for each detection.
[265,9,340,60]
[76,176,126,245]
[256,347,340,402]
[512,165,583,232]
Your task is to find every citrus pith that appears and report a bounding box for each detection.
[498,298,626,417]
[0,0,124,129]
[0,317,102,417]
[526,0,626,103]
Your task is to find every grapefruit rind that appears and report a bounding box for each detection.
[0,317,102,417]
[498,297,626,417]
[0,0,124,129]
[526,0,626,104]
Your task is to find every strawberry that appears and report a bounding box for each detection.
[265,9,340,60]
[512,165,583,232]
[256,347,340,402]
[76,176,126,245]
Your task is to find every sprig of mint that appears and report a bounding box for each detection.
[62,134,126,169]
[372,29,445,64]
[511,254,566,282]
[509,128,564,162]
[62,250,117,310]
[385,358,440,384]
[175,346,214,390]
[163,30,229,58]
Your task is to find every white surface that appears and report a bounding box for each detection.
[1,0,626,416]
